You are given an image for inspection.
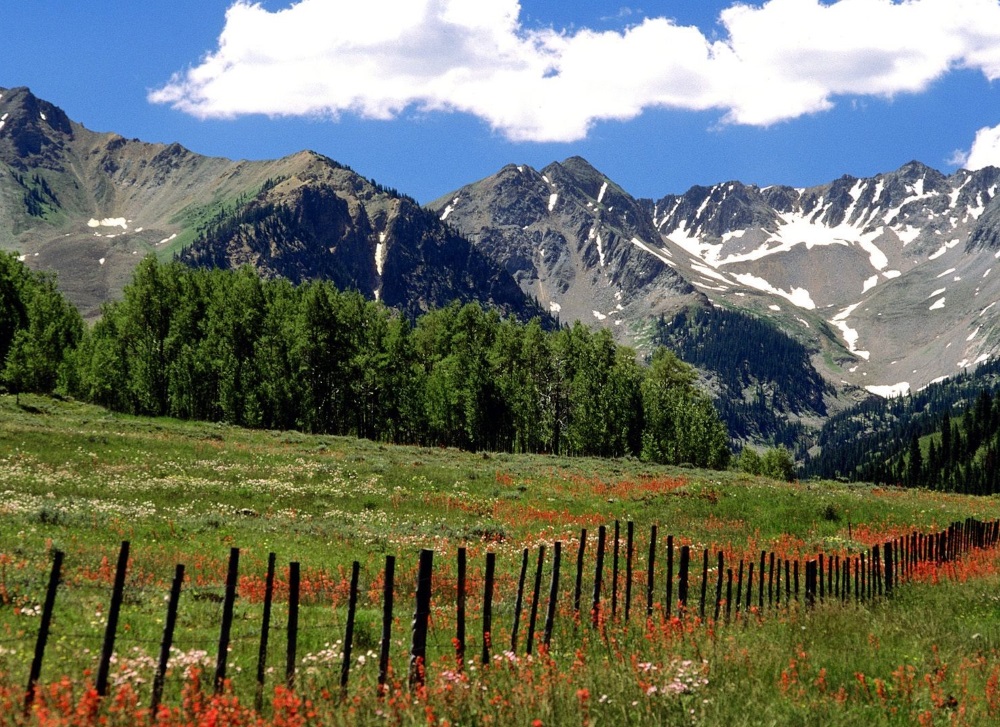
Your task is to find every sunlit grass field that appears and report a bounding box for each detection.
[3,393,1000,725]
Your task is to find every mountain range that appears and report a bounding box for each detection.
[0,86,544,323]
[4,85,1000,450]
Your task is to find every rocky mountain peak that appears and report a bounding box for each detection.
[0,86,74,169]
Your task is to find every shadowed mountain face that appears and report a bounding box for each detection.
[0,86,546,323]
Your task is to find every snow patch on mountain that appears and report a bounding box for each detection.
[830,303,870,360]
[867,382,910,398]
[732,273,816,309]
[88,218,127,229]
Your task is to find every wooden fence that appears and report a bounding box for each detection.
[10,516,1000,715]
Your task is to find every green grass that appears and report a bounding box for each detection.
[2,393,1000,725]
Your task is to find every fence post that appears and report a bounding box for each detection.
[793,560,799,602]
[624,522,634,622]
[511,549,529,652]
[24,550,63,716]
[526,545,545,655]
[699,549,709,620]
[805,560,816,609]
[378,554,395,694]
[842,557,850,602]
[758,551,766,611]
[817,554,824,604]
[785,559,791,603]
[714,551,724,622]
[215,547,240,694]
[775,557,782,606]
[456,547,466,668]
[735,560,744,613]
[574,529,587,619]
[745,562,754,614]
[151,563,185,716]
[767,552,775,609]
[874,546,883,598]
[884,543,893,596]
[254,552,276,713]
[725,567,734,624]
[678,545,690,613]
[543,542,562,648]
[341,561,361,691]
[410,549,433,689]
[611,521,620,620]
[646,525,657,618]
[482,552,495,666]
[285,561,300,691]
[665,535,674,618]
[592,525,606,629]
[96,540,130,697]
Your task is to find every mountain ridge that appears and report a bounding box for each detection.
[0,85,547,323]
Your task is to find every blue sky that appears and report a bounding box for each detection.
[5,1,1000,203]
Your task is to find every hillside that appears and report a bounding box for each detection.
[3,393,1000,725]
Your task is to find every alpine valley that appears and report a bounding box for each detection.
[4,85,1000,453]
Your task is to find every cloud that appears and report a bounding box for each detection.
[150,0,1000,142]
[963,123,1000,169]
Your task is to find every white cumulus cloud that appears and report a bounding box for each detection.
[150,0,1000,142]
[963,123,1000,169]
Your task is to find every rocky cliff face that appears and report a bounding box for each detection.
[430,156,703,334]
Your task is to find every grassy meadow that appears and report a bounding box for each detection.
[3,393,1000,725]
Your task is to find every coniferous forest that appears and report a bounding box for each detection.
[653,306,831,454]
[0,253,730,469]
[804,358,1000,494]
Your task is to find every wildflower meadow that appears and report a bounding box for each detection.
[3,395,1000,725]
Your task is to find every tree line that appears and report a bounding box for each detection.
[1,255,730,469]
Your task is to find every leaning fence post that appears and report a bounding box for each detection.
[646,525,658,618]
[24,549,63,716]
[151,563,185,716]
[215,547,240,694]
[624,522,634,622]
[735,560,744,614]
[378,555,395,693]
[611,521,620,619]
[884,543,893,596]
[482,552,496,666]
[526,545,545,655]
[96,540,130,697]
[285,561,300,691]
[767,552,775,609]
[254,552,276,713]
[665,535,674,617]
[410,549,433,689]
[456,547,466,668]
[341,561,361,691]
[725,567,734,624]
[511,549,529,652]
[678,545,690,613]
[714,551,724,622]
[699,549,709,620]
[543,542,562,648]
[592,525,606,628]
[574,529,587,619]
